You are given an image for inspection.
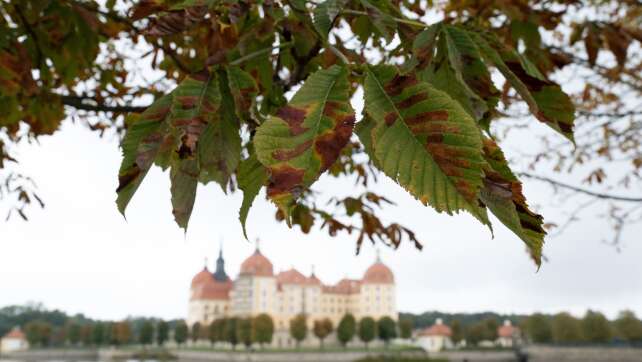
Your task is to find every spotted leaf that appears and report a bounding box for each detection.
[171,70,225,229]
[472,32,575,142]
[413,24,500,124]
[363,65,489,224]
[253,65,355,220]
[480,137,546,266]
[198,70,241,188]
[225,66,258,123]
[116,95,172,215]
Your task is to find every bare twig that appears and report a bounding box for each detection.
[519,173,642,202]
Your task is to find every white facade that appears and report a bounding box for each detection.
[496,320,520,348]
[417,319,453,352]
[1,328,28,352]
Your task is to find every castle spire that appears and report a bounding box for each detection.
[213,239,229,281]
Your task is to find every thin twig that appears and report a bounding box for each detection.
[328,45,350,65]
[519,172,642,202]
[230,42,294,66]
[341,9,427,28]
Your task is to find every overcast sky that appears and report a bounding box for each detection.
[1,109,641,321]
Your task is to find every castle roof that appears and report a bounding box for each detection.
[240,249,273,277]
[277,268,322,286]
[3,327,26,340]
[191,267,214,288]
[277,268,307,284]
[419,319,452,337]
[498,320,519,338]
[322,278,361,294]
[191,278,232,300]
[363,261,394,284]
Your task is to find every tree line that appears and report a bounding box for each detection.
[403,310,642,346]
[2,304,413,349]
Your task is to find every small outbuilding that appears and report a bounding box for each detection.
[417,318,453,352]
[1,327,29,352]
[496,320,520,348]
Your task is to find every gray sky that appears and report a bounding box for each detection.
[1,111,641,321]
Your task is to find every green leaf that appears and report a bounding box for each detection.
[170,71,221,159]
[313,0,349,40]
[169,71,222,229]
[363,65,489,224]
[198,70,242,188]
[413,25,499,124]
[359,0,397,42]
[254,65,355,219]
[238,151,268,240]
[472,32,575,141]
[225,65,258,122]
[479,138,546,266]
[116,95,172,215]
[170,157,199,230]
[354,115,382,169]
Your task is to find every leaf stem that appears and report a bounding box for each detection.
[230,42,294,66]
[328,45,350,65]
[341,9,427,28]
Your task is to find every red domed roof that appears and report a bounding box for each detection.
[191,267,213,288]
[240,249,273,276]
[419,320,452,337]
[498,321,519,338]
[3,328,25,340]
[191,278,232,300]
[363,261,394,284]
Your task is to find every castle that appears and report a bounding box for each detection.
[187,244,397,347]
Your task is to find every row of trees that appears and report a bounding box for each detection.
[523,311,642,345]
[189,314,410,349]
[23,319,171,347]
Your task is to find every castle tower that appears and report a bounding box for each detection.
[213,242,229,281]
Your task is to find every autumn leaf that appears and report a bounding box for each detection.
[254,65,355,220]
[473,32,576,142]
[363,65,489,225]
[480,138,546,266]
[116,95,172,215]
[197,69,242,188]
[225,66,258,122]
[413,24,500,124]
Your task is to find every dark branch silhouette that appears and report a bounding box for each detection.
[61,96,148,113]
[519,173,642,202]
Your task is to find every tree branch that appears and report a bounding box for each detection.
[61,96,148,113]
[518,172,642,202]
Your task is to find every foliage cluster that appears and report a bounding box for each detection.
[3,0,642,262]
